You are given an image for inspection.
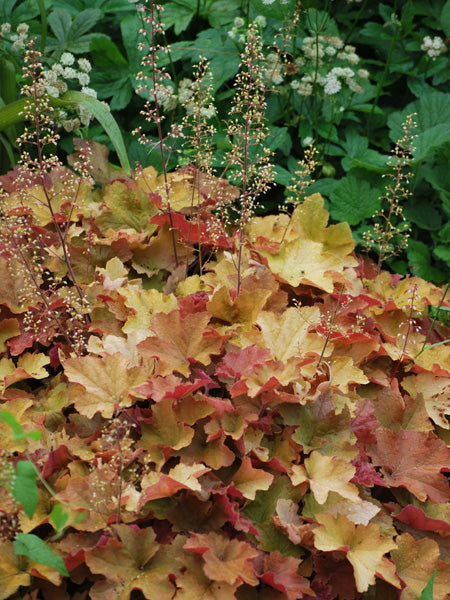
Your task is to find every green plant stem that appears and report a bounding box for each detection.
[366,10,399,134]
[415,282,450,358]
[343,0,369,45]
[36,0,47,53]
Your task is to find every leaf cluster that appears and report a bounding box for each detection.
[0,152,449,599]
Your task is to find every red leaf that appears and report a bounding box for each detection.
[394,504,450,532]
[257,551,313,600]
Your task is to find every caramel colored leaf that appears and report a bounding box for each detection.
[176,553,240,600]
[402,374,450,429]
[330,356,369,393]
[85,530,183,600]
[290,451,359,504]
[64,353,148,418]
[314,513,400,593]
[95,180,158,233]
[232,456,274,500]
[0,540,31,600]
[391,533,440,600]
[138,310,223,376]
[0,318,20,352]
[249,195,356,292]
[253,307,325,362]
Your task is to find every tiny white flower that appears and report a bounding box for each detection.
[45,85,60,97]
[78,72,90,86]
[81,86,97,98]
[297,81,313,97]
[54,79,68,94]
[60,52,75,66]
[262,0,276,4]
[303,136,314,146]
[16,23,29,35]
[323,74,341,95]
[78,58,92,73]
[1,23,11,35]
[11,39,24,51]
[254,15,267,28]
[62,66,78,79]
[52,63,64,76]
[357,68,370,79]
[43,70,58,84]
[234,17,244,28]
[346,52,360,64]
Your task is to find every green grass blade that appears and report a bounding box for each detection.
[0,93,131,175]
[59,91,131,175]
[420,569,437,600]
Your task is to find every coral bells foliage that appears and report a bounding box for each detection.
[1,153,450,600]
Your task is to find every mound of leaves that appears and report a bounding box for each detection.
[0,151,449,600]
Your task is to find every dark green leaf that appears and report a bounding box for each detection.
[404,201,442,230]
[90,35,128,68]
[441,1,450,35]
[330,175,382,225]
[14,533,69,577]
[407,240,447,283]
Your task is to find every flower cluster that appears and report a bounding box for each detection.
[284,36,369,99]
[0,22,29,51]
[40,52,97,131]
[228,15,267,43]
[420,35,447,60]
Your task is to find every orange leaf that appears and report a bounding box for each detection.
[257,551,313,600]
[184,531,258,586]
[367,428,450,503]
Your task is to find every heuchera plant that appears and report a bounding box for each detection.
[0,137,449,598]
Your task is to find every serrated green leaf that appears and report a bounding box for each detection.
[441,0,450,35]
[14,533,69,577]
[47,8,72,43]
[13,461,38,519]
[69,8,101,38]
[330,175,382,226]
